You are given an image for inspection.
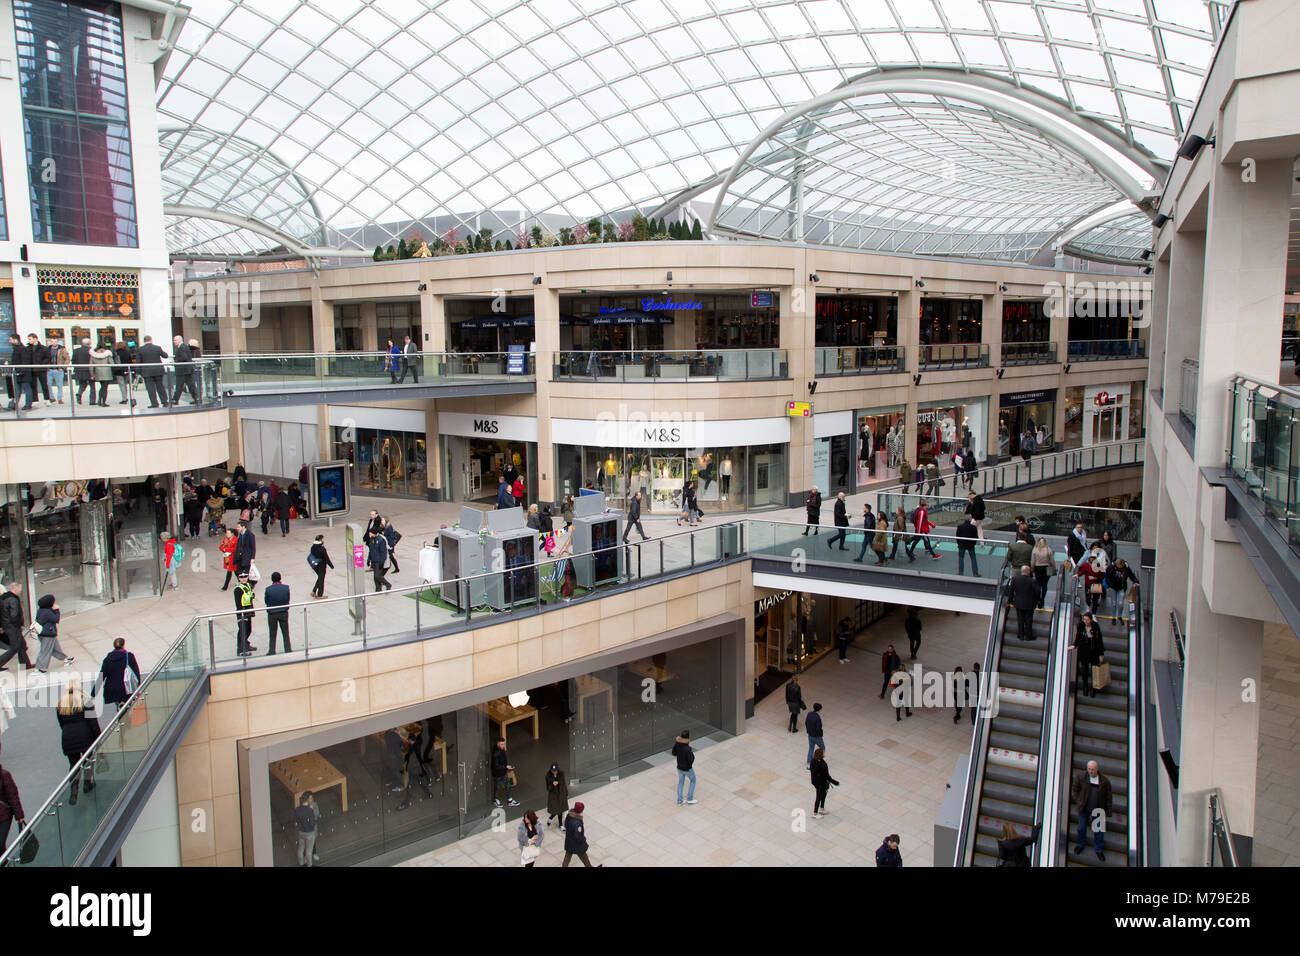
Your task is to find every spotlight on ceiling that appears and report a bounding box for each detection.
[915,279,925,288]
[809,273,820,283]
[417,282,428,291]
[1152,213,1170,228]
[1142,266,1152,275]
[532,276,542,285]
[1176,133,1213,161]
[1139,249,1151,261]
[999,284,1008,293]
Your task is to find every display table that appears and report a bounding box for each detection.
[481,697,540,742]
[575,674,613,724]
[271,752,348,811]
[626,658,676,685]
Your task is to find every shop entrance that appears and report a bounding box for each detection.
[444,436,535,505]
[1083,386,1129,446]
[23,492,114,616]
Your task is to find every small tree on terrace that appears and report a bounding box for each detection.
[587,217,602,240]
[559,226,574,245]
[617,219,634,241]
[690,218,703,240]
[604,221,617,243]
[572,223,588,244]
[516,228,531,249]
[530,225,544,248]
[441,226,459,254]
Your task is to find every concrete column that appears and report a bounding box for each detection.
[898,288,920,467]
[664,310,695,350]
[311,289,333,354]
[780,256,815,502]
[1164,231,1205,418]
[1048,276,1070,361]
[1194,157,1293,468]
[533,283,560,503]
[360,301,378,352]
[983,291,1003,368]
[421,292,446,353]
[1150,482,1190,664]
[1176,558,1264,865]
[216,305,248,354]
[425,400,443,499]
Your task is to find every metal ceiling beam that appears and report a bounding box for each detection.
[708,74,1161,241]
[163,204,365,260]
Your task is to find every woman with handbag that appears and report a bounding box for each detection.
[1073,557,1105,616]
[218,527,238,590]
[1070,611,1106,698]
[544,762,569,829]
[809,746,839,818]
[98,637,141,714]
[1031,537,1056,609]
[309,534,334,598]
[1105,558,1139,623]
[56,679,97,804]
[517,810,544,867]
[33,595,74,672]
[0,759,26,854]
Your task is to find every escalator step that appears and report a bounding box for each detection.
[985,763,1038,789]
[1071,751,1127,779]
[999,673,1046,692]
[990,732,1042,756]
[978,798,1035,826]
[992,715,1043,739]
[1075,719,1127,743]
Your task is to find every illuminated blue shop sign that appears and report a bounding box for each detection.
[641,298,702,311]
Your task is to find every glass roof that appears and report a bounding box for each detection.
[157,0,1230,261]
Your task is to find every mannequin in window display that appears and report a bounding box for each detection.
[800,593,816,658]
[859,423,874,475]
[940,415,957,458]
[697,453,715,494]
[720,458,732,497]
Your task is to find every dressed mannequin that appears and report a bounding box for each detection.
[859,424,873,463]
[720,457,732,496]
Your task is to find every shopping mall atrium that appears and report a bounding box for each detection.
[0,0,1296,878]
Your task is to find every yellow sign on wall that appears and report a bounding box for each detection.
[787,401,812,418]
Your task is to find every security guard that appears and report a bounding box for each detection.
[234,572,258,656]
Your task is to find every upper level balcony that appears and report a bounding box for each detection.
[1066,338,1146,361]
[552,348,788,382]
[813,345,906,377]
[1000,341,1058,366]
[918,343,989,371]
[1228,375,1299,554]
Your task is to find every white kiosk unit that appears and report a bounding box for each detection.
[571,492,625,589]
[483,507,538,610]
[439,507,488,608]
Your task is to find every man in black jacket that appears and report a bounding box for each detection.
[835,616,852,663]
[490,738,519,808]
[784,675,806,732]
[671,730,696,805]
[955,515,980,576]
[879,644,902,698]
[1066,522,1088,565]
[26,334,51,404]
[826,492,849,550]
[804,702,825,769]
[903,607,922,659]
[71,337,93,405]
[1070,760,1113,861]
[5,334,34,410]
[171,335,198,404]
[965,491,986,540]
[398,334,419,383]
[1009,565,1040,642]
[802,486,822,535]
[264,571,291,654]
[0,581,32,670]
[273,488,292,536]
[233,520,257,579]
[622,490,649,542]
[136,335,170,407]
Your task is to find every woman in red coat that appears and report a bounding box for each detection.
[218,527,237,591]
[1074,557,1105,615]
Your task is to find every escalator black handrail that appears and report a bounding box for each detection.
[954,564,1013,866]
[1051,573,1085,864]
[1128,582,1143,866]
[1030,564,1070,864]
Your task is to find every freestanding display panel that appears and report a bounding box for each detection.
[439,507,487,608]
[571,493,626,588]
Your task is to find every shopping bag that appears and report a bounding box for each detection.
[1091,661,1112,690]
[129,700,150,728]
[1089,582,1103,595]
[507,769,518,787]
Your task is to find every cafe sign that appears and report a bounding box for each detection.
[41,286,137,317]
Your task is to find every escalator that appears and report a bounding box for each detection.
[955,566,1066,867]
[969,600,1055,866]
[1053,584,1139,867]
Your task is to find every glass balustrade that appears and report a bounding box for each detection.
[1000,341,1058,365]
[813,345,906,376]
[1228,376,1300,551]
[551,348,788,381]
[1066,339,1146,361]
[918,343,989,369]
[213,351,535,394]
[1,362,222,417]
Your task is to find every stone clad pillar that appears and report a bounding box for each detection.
[533,282,560,502]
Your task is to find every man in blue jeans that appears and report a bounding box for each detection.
[1071,760,1113,861]
[805,702,825,769]
[671,730,697,805]
[955,515,980,576]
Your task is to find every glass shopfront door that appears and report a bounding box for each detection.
[23,492,113,616]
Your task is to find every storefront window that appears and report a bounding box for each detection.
[1002,300,1050,342]
[998,389,1057,455]
[376,302,417,350]
[815,295,897,346]
[334,304,361,352]
[812,435,852,497]
[332,427,430,498]
[16,0,137,247]
[441,435,535,504]
[856,407,905,486]
[917,398,987,468]
[266,639,730,866]
[1064,386,1084,448]
[559,292,779,350]
[556,442,783,513]
[920,298,982,345]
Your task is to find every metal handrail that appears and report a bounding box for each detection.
[1051,571,1086,864]
[1208,789,1239,866]
[1032,565,1072,865]
[1127,582,1142,866]
[954,564,1013,866]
